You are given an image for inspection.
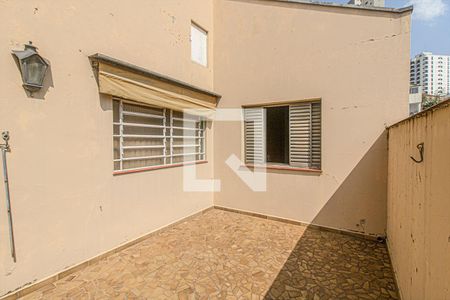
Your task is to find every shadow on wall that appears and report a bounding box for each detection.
[263,226,399,299]
[263,131,395,299]
[313,130,388,237]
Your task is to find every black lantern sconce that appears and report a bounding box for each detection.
[12,41,49,93]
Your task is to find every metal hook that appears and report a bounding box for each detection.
[410,142,424,164]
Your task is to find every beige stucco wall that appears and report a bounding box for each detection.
[213,0,411,236]
[387,102,450,300]
[0,0,215,295]
[0,0,415,296]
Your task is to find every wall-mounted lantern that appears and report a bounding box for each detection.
[12,42,48,93]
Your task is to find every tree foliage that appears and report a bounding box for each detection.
[422,94,446,110]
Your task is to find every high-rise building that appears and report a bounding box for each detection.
[348,0,385,7]
[410,52,450,96]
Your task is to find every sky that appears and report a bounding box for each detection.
[333,0,450,57]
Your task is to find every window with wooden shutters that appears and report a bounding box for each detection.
[243,100,321,170]
[113,99,206,172]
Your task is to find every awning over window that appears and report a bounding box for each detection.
[89,54,220,117]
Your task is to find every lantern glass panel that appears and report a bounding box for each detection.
[23,55,47,86]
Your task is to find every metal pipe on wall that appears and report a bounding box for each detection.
[1,131,16,262]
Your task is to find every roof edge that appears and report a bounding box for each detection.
[387,99,450,129]
[264,0,413,14]
[89,53,221,100]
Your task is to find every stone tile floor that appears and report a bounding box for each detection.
[20,209,398,299]
[265,227,398,300]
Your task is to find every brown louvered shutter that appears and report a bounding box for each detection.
[311,102,321,169]
[289,102,321,169]
[244,107,266,164]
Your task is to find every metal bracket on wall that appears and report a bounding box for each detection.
[410,142,424,164]
[1,131,17,262]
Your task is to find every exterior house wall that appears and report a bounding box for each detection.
[0,0,215,295]
[387,101,450,300]
[0,0,414,297]
[213,0,411,236]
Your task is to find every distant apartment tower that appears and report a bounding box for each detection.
[348,0,385,7]
[410,52,450,96]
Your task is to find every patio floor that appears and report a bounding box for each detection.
[20,208,398,299]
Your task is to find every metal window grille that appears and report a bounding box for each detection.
[113,99,206,171]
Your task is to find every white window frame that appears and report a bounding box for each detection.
[243,100,322,170]
[190,22,208,67]
[113,98,206,172]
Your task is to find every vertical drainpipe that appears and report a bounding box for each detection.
[1,131,17,262]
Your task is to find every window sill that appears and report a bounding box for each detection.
[113,160,208,176]
[244,164,322,174]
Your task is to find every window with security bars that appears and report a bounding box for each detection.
[113,99,206,172]
[244,101,321,169]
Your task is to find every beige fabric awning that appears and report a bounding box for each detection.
[90,54,220,117]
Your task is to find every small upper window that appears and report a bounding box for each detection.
[191,22,208,66]
[410,87,419,94]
